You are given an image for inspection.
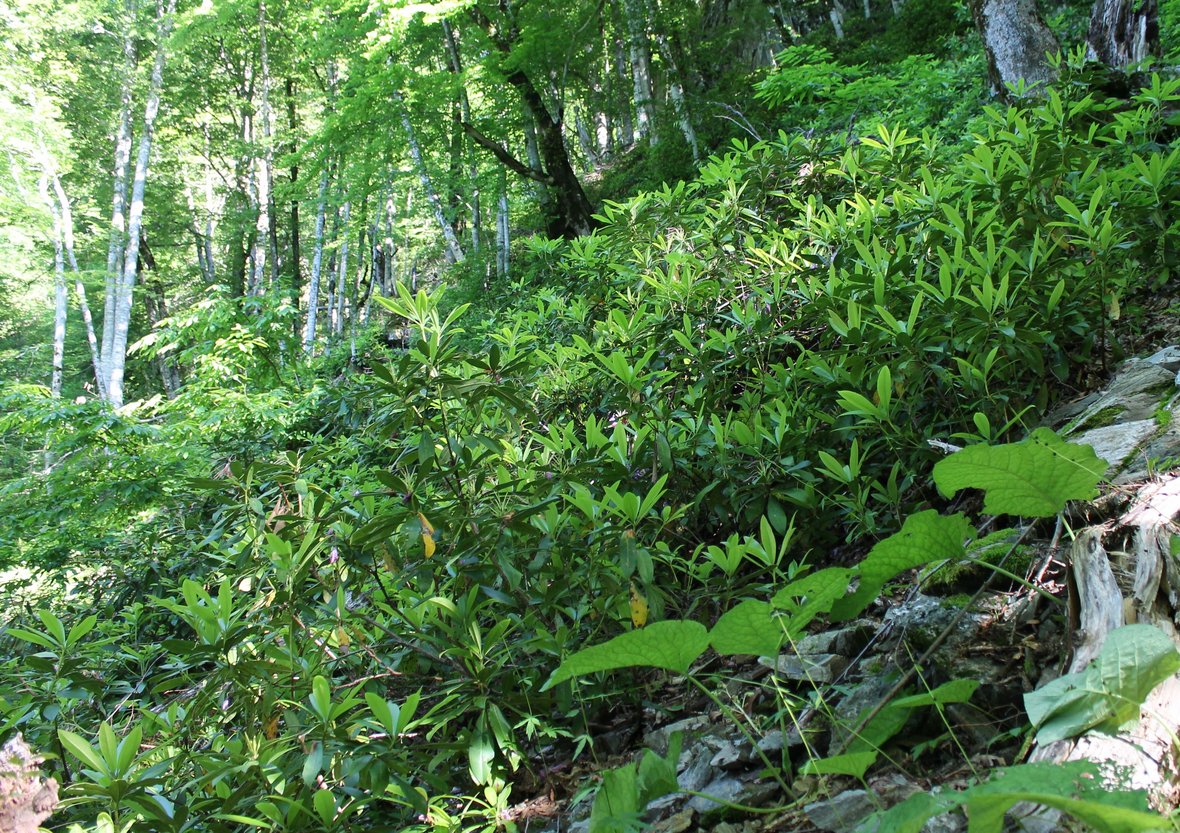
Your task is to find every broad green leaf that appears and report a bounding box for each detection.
[771,567,853,635]
[589,763,642,833]
[710,600,782,657]
[932,428,1106,517]
[800,751,878,778]
[1025,624,1180,744]
[832,511,973,620]
[58,730,107,773]
[542,621,710,690]
[636,733,682,804]
[313,789,336,827]
[892,678,979,709]
[301,741,323,786]
[869,762,1165,833]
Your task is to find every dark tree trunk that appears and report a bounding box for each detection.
[969,0,1059,97]
[1087,0,1159,67]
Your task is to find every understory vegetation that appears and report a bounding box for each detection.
[3,21,1180,833]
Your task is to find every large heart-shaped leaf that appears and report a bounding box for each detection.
[710,599,782,657]
[831,511,973,620]
[932,428,1106,517]
[542,621,710,690]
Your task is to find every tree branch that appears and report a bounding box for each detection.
[460,121,553,185]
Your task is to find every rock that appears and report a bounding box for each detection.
[760,653,849,683]
[1147,345,1180,372]
[645,793,686,818]
[882,593,983,655]
[804,789,879,833]
[709,739,749,770]
[1070,419,1158,477]
[828,673,898,755]
[922,812,967,833]
[687,775,747,814]
[0,736,58,833]
[644,716,713,757]
[677,747,716,793]
[796,622,873,657]
[649,807,695,833]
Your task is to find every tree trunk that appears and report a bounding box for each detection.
[101,0,138,392]
[617,0,657,142]
[969,0,1059,96]
[49,172,105,399]
[652,29,701,163]
[392,89,466,263]
[442,21,482,257]
[830,0,846,39]
[249,0,277,297]
[302,166,329,354]
[40,174,67,397]
[333,198,350,336]
[107,0,177,408]
[1087,0,1159,67]
[613,37,635,147]
[496,184,510,279]
[286,76,301,311]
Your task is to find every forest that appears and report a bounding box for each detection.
[3,0,1180,830]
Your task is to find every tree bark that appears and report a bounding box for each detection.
[442,21,482,257]
[101,0,138,392]
[286,76,301,309]
[107,0,177,407]
[392,89,466,263]
[969,0,1059,96]
[249,0,277,297]
[302,165,329,354]
[41,174,67,396]
[49,171,105,399]
[617,0,657,142]
[1087,0,1159,68]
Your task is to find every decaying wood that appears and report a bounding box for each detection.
[1023,475,1180,823]
[0,736,58,833]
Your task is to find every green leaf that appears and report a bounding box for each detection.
[542,621,710,690]
[771,567,853,636]
[302,741,323,786]
[590,763,642,833]
[710,600,782,657]
[58,729,107,774]
[869,762,1166,833]
[932,428,1106,517]
[636,733,682,805]
[800,751,878,778]
[832,511,973,620]
[1024,624,1180,744]
[891,678,979,709]
[313,789,337,827]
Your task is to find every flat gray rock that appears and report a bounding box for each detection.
[1071,418,1158,475]
[804,789,878,833]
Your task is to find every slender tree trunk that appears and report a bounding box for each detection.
[303,166,329,354]
[392,90,465,263]
[383,184,397,296]
[442,21,482,257]
[1087,0,1159,67]
[137,237,181,397]
[49,172,105,399]
[250,0,277,298]
[863,0,871,18]
[652,29,701,163]
[40,175,67,396]
[617,0,657,142]
[200,122,218,284]
[286,76,301,309]
[969,0,1059,96]
[333,198,350,336]
[496,184,510,280]
[107,0,177,408]
[613,37,635,146]
[101,0,138,391]
[830,0,846,39]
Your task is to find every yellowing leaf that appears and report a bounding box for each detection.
[629,583,649,628]
[334,625,350,648]
[419,513,436,557]
[264,712,281,740]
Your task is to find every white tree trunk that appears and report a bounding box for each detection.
[613,37,635,147]
[101,0,138,390]
[652,29,700,163]
[969,0,1059,95]
[496,186,509,280]
[393,90,465,264]
[49,172,105,399]
[1086,0,1159,67]
[618,0,656,142]
[830,0,846,39]
[303,166,329,354]
[40,174,67,396]
[333,199,350,336]
[249,0,276,296]
[107,0,177,408]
